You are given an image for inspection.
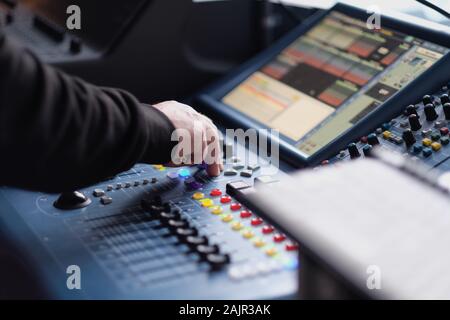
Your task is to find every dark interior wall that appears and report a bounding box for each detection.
[56,0,317,103]
[57,0,265,103]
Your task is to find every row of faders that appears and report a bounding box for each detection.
[149,164,300,281]
[53,157,299,294]
[325,81,450,171]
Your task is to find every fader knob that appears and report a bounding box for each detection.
[424,104,438,121]
[206,253,230,271]
[423,95,433,105]
[440,94,450,105]
[185,236,208,248]
[54,191,91,210]
[402,129,416,147]
[408,114,422,131]
[443,103,450,120]
[367,133,379,146]
[347,143,360,159]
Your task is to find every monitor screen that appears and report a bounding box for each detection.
[222,11,449,158]
[20,0,147,49]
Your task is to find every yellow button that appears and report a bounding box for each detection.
[265,247,277,257]
[242,229,254,239]
[192,192,205,200]
[199,198,214,207]
[221,214,233,223]
[153,164,165,171]
[422,138,432,147]
[431,142,442,151]
[382,131,391,139]
[231,222,244,231]
[253,238,266,248]
[210,206,223,215]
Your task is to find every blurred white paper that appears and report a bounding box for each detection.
[250,158,450,299]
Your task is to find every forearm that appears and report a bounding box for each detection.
[0,33,175,192]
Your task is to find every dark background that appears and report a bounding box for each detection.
[45,0,318,104]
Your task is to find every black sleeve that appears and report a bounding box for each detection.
[0,33,177,193]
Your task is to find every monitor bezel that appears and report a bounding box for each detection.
[196,3,450,167]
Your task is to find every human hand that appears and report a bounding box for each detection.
[153,101,223,176]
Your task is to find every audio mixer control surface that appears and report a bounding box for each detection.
[326,81,450,172]
[0,143,298,299]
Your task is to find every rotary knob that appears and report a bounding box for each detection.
[408,114,422,131]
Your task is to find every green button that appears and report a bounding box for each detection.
[431,133,441,141]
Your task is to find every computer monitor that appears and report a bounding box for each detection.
[197,3,450,165]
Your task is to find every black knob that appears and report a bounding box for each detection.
[408,114,422,131]
[423,95,433,105]
[367,133,379,146]
[406,105,418,116]
[196,244,219,258]
[165,219,188,229]
[441,94,450,105]
[206,253,230,271]
[424,103,438,121]
[159,211,180,220]
[362,145,372,157]
[152,195,163,205]
[69,38,82,54]
[443,103,450,120]
[402,129,416,147]
[348,143,360,159]
[141,199,165,215]
[54,191,91,210]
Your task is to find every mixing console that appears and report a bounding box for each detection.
[0,143,298,299]
[325,81,450,172]
[2,2,449,300]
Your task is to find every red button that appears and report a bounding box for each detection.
[285,243,298,251]
[273,234,286,242]
[321,160,329,166]
[210,189,222,197]
[251,218,263,226]
[262,226,274,234]
[230,203,242,211]
[240,210,252,218]
[220,195,232,204]
[360,136,368,144]
[440,127,449,136]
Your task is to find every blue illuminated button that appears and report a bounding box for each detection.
[283,258,298,270]
[422,147,432,157]
[412,144,423,154]
[178,168,191,178]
